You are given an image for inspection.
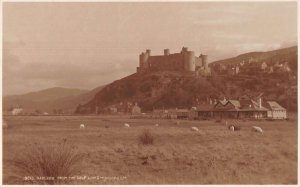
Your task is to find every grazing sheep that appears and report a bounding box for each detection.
[124,123,130,128]
[191,126,199,132]
[227,125,240,131]
[155,124,159,127]
[252,126,263,133]
[80,124,85,129]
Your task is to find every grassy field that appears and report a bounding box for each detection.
[2,115,298,184]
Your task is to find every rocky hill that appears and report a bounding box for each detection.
[76,46,297,114]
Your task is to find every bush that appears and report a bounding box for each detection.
[10,139,85,184]
[138,129,154,145]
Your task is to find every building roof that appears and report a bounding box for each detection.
[239,99,269,111]
[265,101,286,111]
[219,100,227,105]
[227,100,240,108]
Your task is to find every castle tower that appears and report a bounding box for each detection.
[184,51,195,71]
[200,54,208,69]
[164,49,170,56]
[181,47,188,53]
[146,49,151,56]
[139,52,147,69]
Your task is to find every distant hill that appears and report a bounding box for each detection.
[76,46,297,114]
[3,86,106,114]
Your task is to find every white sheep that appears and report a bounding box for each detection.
[155,124,159,127]
[191,126,199,132]
[124,123,130,128]
[80,124,85,129]
[252,126,263,134]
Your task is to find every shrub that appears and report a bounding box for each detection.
[10,139,85,184]
[138,129,154,145]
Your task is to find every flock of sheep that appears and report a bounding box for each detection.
[2,119,263,134]
[78,120,264,134]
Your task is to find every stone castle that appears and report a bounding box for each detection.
[136,47,211,76]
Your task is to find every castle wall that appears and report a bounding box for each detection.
[137,47,209,75]
[195,57,202,67]
[147,53,184,71]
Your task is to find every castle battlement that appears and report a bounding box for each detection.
[136,47,210,76]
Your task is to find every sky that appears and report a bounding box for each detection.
[3,2,298,96]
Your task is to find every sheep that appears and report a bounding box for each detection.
[191,126,199,132]
[124,123,130,128]
[155,124,159,127]
[227,125,240,132]
[80,124,85,129]
[252,126,263,134]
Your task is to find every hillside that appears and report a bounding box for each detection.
[210,46,297,72]
[76,46,297,114]
[3,86,105,114]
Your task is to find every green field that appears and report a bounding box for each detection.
[2,115,298,184]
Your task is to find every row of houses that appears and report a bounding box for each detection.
[153,97,287,120]
[211,59,291,76]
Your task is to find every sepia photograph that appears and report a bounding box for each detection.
[2,1,298,185]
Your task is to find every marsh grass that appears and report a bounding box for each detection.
[10,139,85,184]
[138,129,154,145]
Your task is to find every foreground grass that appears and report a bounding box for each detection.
[9,139,84,184]
[3,116,298,184]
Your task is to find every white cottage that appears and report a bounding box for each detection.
[12,108,23,115]
[265,101,287,119]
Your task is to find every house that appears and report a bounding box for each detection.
[189,104,214,120]
[175,109,189,119]
[238,98,269,119]
[265,101,287,119]
[261,62,267,71]
[213,99,240,119]
[131,103,141,114]
[212,97,269,119]
[152,108,189,119]
[12,107,23,115]
[152,109,168,118]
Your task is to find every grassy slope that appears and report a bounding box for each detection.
[3,116,297,184]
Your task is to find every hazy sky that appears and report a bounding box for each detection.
[3,2,297,95]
